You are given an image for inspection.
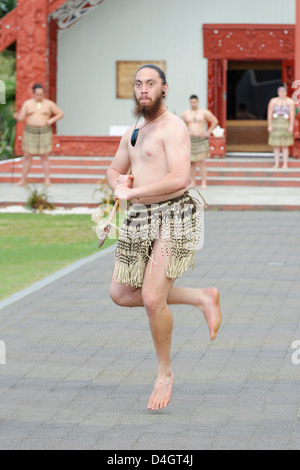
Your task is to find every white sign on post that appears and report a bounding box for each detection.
[0,341,6,365]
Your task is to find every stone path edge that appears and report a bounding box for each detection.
[0,244,115,311]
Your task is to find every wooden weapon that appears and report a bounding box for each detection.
[97,170,132,248]
[98,198,120,248]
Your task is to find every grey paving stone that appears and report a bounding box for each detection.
[0,211,300,449]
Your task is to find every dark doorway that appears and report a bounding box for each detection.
[227,61,282,121]
[226,61,283,152]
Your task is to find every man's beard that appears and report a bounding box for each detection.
[133,94,164,120]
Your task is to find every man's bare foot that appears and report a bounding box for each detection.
[45,179,52,186]
[197,287,222,340]
[272,165,279,169]
[282,165,288,170]
[15,180,25,186]
[147,371,174,411]
[201,182,207,189]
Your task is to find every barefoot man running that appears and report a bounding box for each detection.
[107,65,222,411]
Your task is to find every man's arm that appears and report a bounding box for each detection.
[288,98,295,132]
[47,101,64,125]
[13,101,27,122]
[180,111,187,123]
[267,98,275,131]
[107,128,132,191]
[204,110,219,135]
[115,118,190,201]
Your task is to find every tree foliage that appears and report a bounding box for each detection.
[0,0,17,19]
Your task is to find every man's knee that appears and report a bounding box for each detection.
[110,282,136,307]
[110,283,124,306]
[142,290,165,317]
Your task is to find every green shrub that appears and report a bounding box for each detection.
[0,49,16,159]
[25,184,56,212]
[0,0,17,19]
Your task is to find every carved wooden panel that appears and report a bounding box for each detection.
[209,136,226,158]
[48,18,58,133]
[207,59,216,115]
[203,24,295,60]
[0,9,17,52]
[116,61,166,99]
[15,0,48,154]
[51,135,121,156]
[293,138,300,159]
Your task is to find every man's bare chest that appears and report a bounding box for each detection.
[27,102,51,116]
[186,111,205,124]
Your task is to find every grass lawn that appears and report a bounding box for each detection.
[0,213,116,300]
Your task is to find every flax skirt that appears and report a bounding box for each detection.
[190,136,210,162]
[22,125,53,155]
[113,192,204,288]
[268,116,294,148]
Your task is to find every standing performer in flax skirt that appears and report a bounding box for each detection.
[13,83,64,185]
[267,84,295,169]
[181,95,218,189]
[107,65,222,411]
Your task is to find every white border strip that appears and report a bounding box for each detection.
[0,244,115,311]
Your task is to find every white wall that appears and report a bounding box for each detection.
[56,0,296,136]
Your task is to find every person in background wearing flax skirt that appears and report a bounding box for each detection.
[267,84,295,169]
[181,95,218,188]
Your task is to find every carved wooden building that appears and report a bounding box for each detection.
[0,0,300,158]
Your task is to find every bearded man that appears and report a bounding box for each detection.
[106,64,222,411]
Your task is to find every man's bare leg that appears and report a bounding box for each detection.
[110,255,222,410]
[199,160,207,189]
[15,152,32,185]
[110,279,222,341]
[141,238,175,411]
[146,300,175,411]
[40,153,51,185]
[282,147,289,169]
[273,147,280,169]
[167,286,221,340]
[190,161,197,187]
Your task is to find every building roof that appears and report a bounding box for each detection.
[50,0,105,30]
[0,0,105,53]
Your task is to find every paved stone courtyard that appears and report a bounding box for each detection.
[0,211,300,450]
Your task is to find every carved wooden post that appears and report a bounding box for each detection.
[207,59,216,115]
[294,0,300,158]
[15,0,48,155]
[0,9,17,51]
[49,18,58,134]
[207,58,226,158]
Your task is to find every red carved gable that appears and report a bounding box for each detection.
[47,0,68,15]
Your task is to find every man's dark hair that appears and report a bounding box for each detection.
[32,83,44,92]
[135,64,167,85]
[190,95,198,100]
[277,83,287,91]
